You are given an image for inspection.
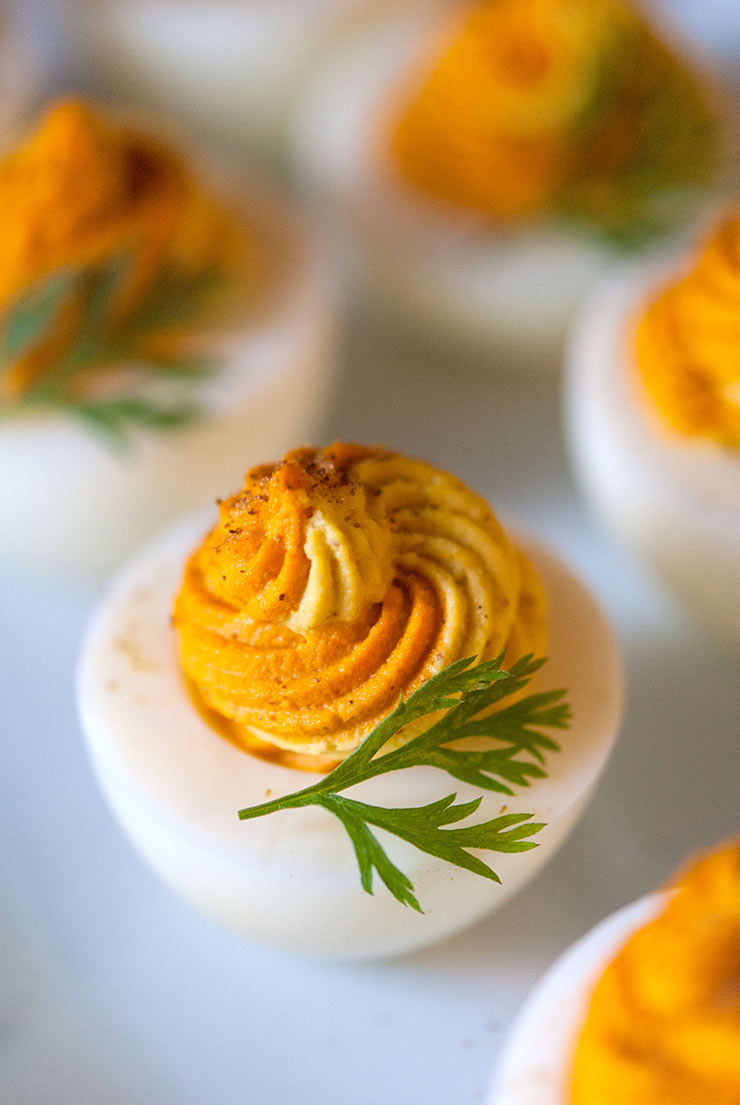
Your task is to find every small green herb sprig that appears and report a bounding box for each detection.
[552,22,721,252]
[0,254,226,447]
[238,654,569,912]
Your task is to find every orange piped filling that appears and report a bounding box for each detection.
[0,98,250,399]
[635,211,740,449]
[173,444,548,770]
[389,0,718,230]
[571,841,740,1105]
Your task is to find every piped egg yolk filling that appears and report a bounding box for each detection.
[389,0,718,231]
[571,841,740,1105]
[0,98,250,399]
[173,444,547,771]
[635,212,740,449]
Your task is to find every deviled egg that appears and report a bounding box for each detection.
[0,100,335,581]
[73,0,415,163]
[294,0,727,365]
[566,208,740,645]
[489,839,740,1104]
[78,444,622,959]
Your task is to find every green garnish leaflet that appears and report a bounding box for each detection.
[0,253,226,447]
[238,654,569,912]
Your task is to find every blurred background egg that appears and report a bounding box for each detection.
[291,2,605,367]
[0,147,336,582]
[291,0,735,370]
[487,895,662,1105]
[490,836,740,1103]
[68,0,420,167]
[566,250,740,646]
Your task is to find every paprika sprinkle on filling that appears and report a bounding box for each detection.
[173,444,547,770]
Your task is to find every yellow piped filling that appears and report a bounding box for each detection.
[173,444,548,769]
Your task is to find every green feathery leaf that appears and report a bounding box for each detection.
[238,655,568,911]
[0,269,78,361]
[0,251,227,447]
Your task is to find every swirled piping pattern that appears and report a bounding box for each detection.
[635,211,740,449]
[173,444,547,768]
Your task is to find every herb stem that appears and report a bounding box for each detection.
[236,655,568,909]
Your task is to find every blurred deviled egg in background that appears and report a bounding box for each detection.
[294,0,728,366]
[0,98,335,582]
[489,838,740,1105]
[78,443,623,959]
[71,0,419,166]
[567,206,740,645]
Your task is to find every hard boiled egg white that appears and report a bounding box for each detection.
[292,4,611,368]
[77,515,622,960]
[0,186,335,583]
[75,0,414,161]
[566,261,740,645]
[487,894,663,1105]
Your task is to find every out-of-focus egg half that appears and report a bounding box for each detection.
[566,210,740,646]
[71,0,420,163]
[293,0,731,368]
[489,839,740,1104]
[0,99,335,583]
[488,896,663,1105]
[77,444,622,960]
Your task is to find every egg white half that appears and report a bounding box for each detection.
[487,893,663,1105]
[0,186,335,582]
[566,259,740,645]
[77,514,622,959]
[75,0,412,159]
[292,5,611,367]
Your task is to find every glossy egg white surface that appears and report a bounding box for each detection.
[566,261,740,645]
[77,514,622,960]
[0,189,335,583]
[488,893,663,1105]
[293,6,609,366]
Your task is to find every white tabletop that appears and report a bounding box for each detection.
[2,306,739,1105]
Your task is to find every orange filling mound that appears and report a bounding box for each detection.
[635,211,740,449]
[389,0,718,231]
[571,841,740,1105]
[173,444,548,770]
[0,98,250,399]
